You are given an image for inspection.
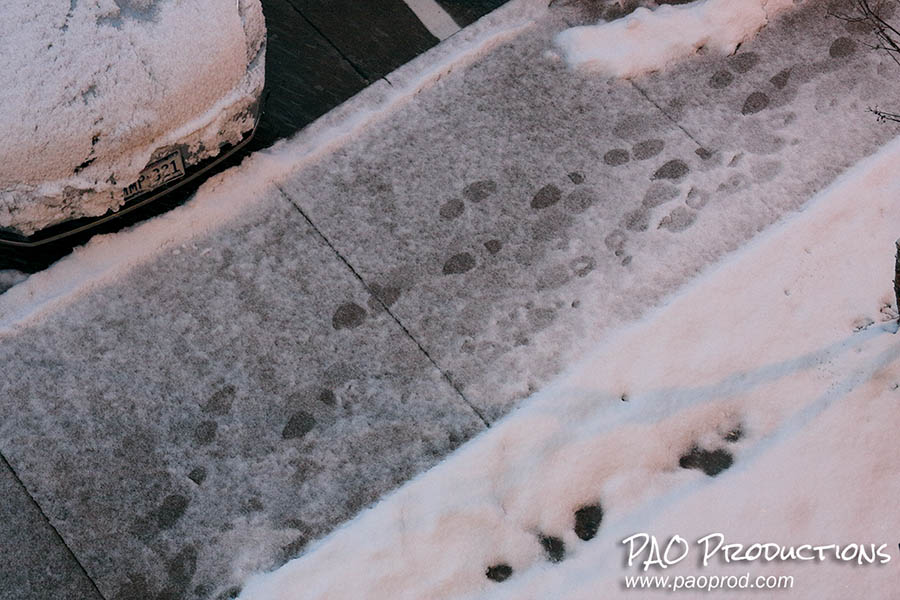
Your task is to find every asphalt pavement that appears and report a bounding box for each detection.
[3,1,900,599]
[251,0,507,150]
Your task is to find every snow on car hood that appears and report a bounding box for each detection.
[0,0,265,235]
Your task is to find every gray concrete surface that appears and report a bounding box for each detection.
[280,0,900,421]
[3,0,900,598]
[0,456,103,600]
[0,191,484,599]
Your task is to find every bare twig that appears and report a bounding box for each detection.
[869,106,900,122]
[895,239,900,329]
[832,0,900,68]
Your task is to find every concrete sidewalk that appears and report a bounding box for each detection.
[2,1,899,599]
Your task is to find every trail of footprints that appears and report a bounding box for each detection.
[331,33,862,322]
[600,32,859,247]
[484,424,743,583]
[327,24,861,324]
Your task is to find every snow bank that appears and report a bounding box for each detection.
[236,133,900,599]
[0,0,265,235]
[555,0,796,78]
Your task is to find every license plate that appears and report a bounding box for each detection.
[122,151,185,200]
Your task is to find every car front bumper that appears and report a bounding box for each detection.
[0,100,261,250]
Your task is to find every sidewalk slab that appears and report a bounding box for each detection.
[0,189,484,600]
[0,456,103,600]
[280,1,900,422]
[279,7,845,422]
[238,129,900,600]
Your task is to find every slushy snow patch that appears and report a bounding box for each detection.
[555,0,796,78]
[236,135,900,599]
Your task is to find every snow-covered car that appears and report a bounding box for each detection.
[0,0,266,248]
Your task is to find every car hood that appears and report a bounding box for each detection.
[0,0,264,213]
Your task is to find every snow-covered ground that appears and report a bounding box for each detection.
[3,0,900,598]
[238,93,900,600]
[231,1,900,598]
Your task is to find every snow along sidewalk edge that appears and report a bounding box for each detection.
[0,0,549,337]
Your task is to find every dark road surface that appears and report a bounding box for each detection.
[250,0,508,149]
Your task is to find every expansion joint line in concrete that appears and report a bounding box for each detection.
[276,186,492,429]
[282,0,373,83]
[630,80,706,149]
[0,450,108,600]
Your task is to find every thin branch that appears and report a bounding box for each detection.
[833,1,900,86]
[868,106,900,123]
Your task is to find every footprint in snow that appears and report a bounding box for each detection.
[679,445,734,477]
[723,425,743,443]
[539,534,566,563]
[485,564,513,582]
[487,426,742,582]
[574,503,604,541]
[484,501,605,582]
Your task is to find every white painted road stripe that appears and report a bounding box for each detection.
[402,0,461,40]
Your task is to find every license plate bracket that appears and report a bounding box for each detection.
[122,151,185,200]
